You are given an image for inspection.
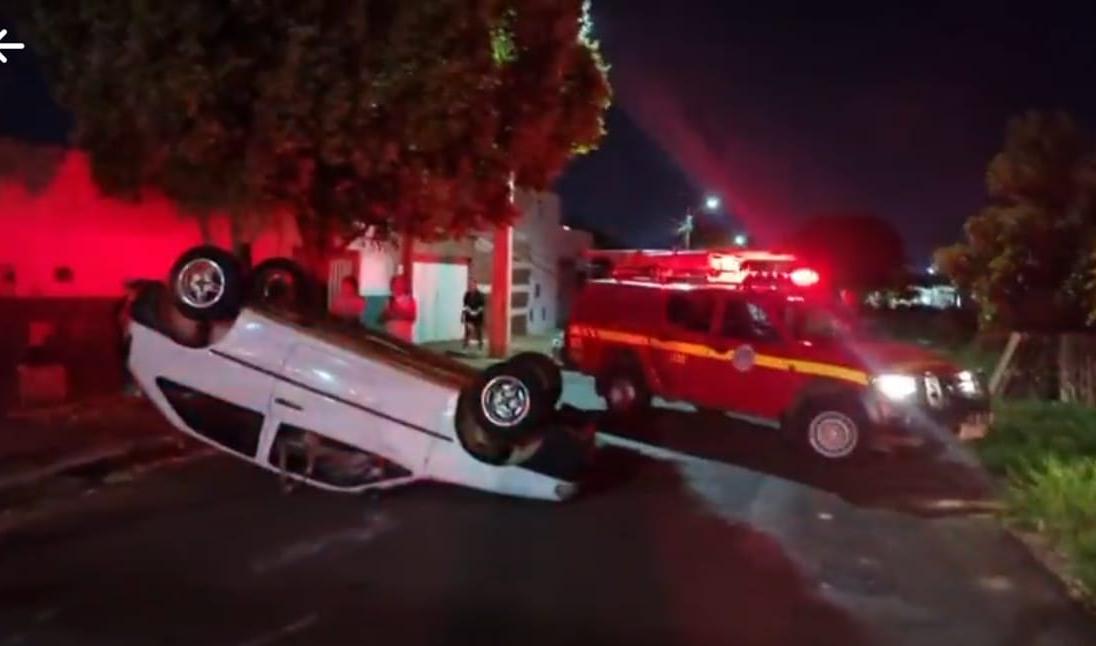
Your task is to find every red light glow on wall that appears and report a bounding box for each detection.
[0,151,300,298]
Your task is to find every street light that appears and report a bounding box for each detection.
[733,233,748,247]
[678,194,722,250]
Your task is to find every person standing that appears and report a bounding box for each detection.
[331,275,366,323]
[462,279,486,349]
[382,274,417,342]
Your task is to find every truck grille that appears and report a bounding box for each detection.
[924,371,983,409]
[924,375,946,408]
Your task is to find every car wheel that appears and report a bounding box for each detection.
[470,361,552,441]
[248,258,315,313]
[509,352,563,405]
[599,364,651,417]
[169,246,244,322]
[794,397,868,461]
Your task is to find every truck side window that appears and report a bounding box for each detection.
[666,292,715,334]
[722,299,778,341]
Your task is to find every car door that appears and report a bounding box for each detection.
[262,342,448,478]
[150,310,295,462]
[652,288,721,404]
[709,295,788,420]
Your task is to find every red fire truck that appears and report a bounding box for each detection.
[568,248,990,460]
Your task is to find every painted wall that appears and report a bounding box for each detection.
[351,189,589,340]
[412,262,469,344]
[0,148,301,299]
[0,145,301,406]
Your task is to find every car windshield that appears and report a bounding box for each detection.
[785,300,876,342]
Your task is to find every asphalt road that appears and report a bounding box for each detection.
[1,375,1094,645]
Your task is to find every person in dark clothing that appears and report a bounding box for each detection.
[462,280,486,349]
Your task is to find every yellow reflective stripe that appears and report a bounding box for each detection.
[651,338,710,357]
[781,359,869,385]
[580,325,869,386]
[598,330,651,346]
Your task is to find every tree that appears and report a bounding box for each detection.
[0,138,64,194]
[24,1,611,255]
[782,213,906,292]
[935,111,1096,331]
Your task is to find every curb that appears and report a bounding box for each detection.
[1006,524,1096,613]
[0,435,185,496]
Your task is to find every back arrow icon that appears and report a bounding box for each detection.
[0,29,26,64]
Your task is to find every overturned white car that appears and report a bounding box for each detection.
[127,246,594,502]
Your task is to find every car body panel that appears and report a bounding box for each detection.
[129,306,585,501]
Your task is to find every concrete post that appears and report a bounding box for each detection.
[400,229,414,292]
[489,225,512,358]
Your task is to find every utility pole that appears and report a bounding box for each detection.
[678,209,695,250]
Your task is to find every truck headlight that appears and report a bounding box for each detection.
[874,374,918,401]
[956,370,981,396]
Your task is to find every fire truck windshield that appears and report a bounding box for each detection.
[784,300,875,343]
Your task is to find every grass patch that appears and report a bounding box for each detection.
[978,400,1096,476]
[977,400,1096,595]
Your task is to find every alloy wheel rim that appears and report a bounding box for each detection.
[176,259,226,309]
[808,411,858,458]
[481,375,531,428]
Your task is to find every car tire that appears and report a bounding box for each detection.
[248,257,315,314]
[469,361,553,442]
[792,396,869,461]
[168,246,244,322]
[598,362,652,417]
[509,352,563,405]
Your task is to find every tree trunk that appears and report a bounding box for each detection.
[989,331,1023,396]
[1059,333,1081,403]
[197,212,213,245]
[229,212,253,268]
[294,214,330,282]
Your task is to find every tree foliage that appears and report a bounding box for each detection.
[783,213,906,291]
[26,0,611,248]
[935,111,1096,331]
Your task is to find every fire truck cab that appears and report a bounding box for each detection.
[568,248,991,460]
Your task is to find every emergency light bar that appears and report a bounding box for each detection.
[584,248,821,289]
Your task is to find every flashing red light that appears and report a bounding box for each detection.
[789,268,820,287]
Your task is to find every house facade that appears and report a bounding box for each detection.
[0,142,590,405]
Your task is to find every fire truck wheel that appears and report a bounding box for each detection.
[599,365,652,416]
[509,352,563,405]
[795,398,868,460]
[470,361,552,441]
[169,246,244,322]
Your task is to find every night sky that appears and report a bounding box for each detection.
[4,2,1096,264]
[558,0,1096,263]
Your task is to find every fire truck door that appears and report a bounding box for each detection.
[654,290,721,404]
[708,296,786,418]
